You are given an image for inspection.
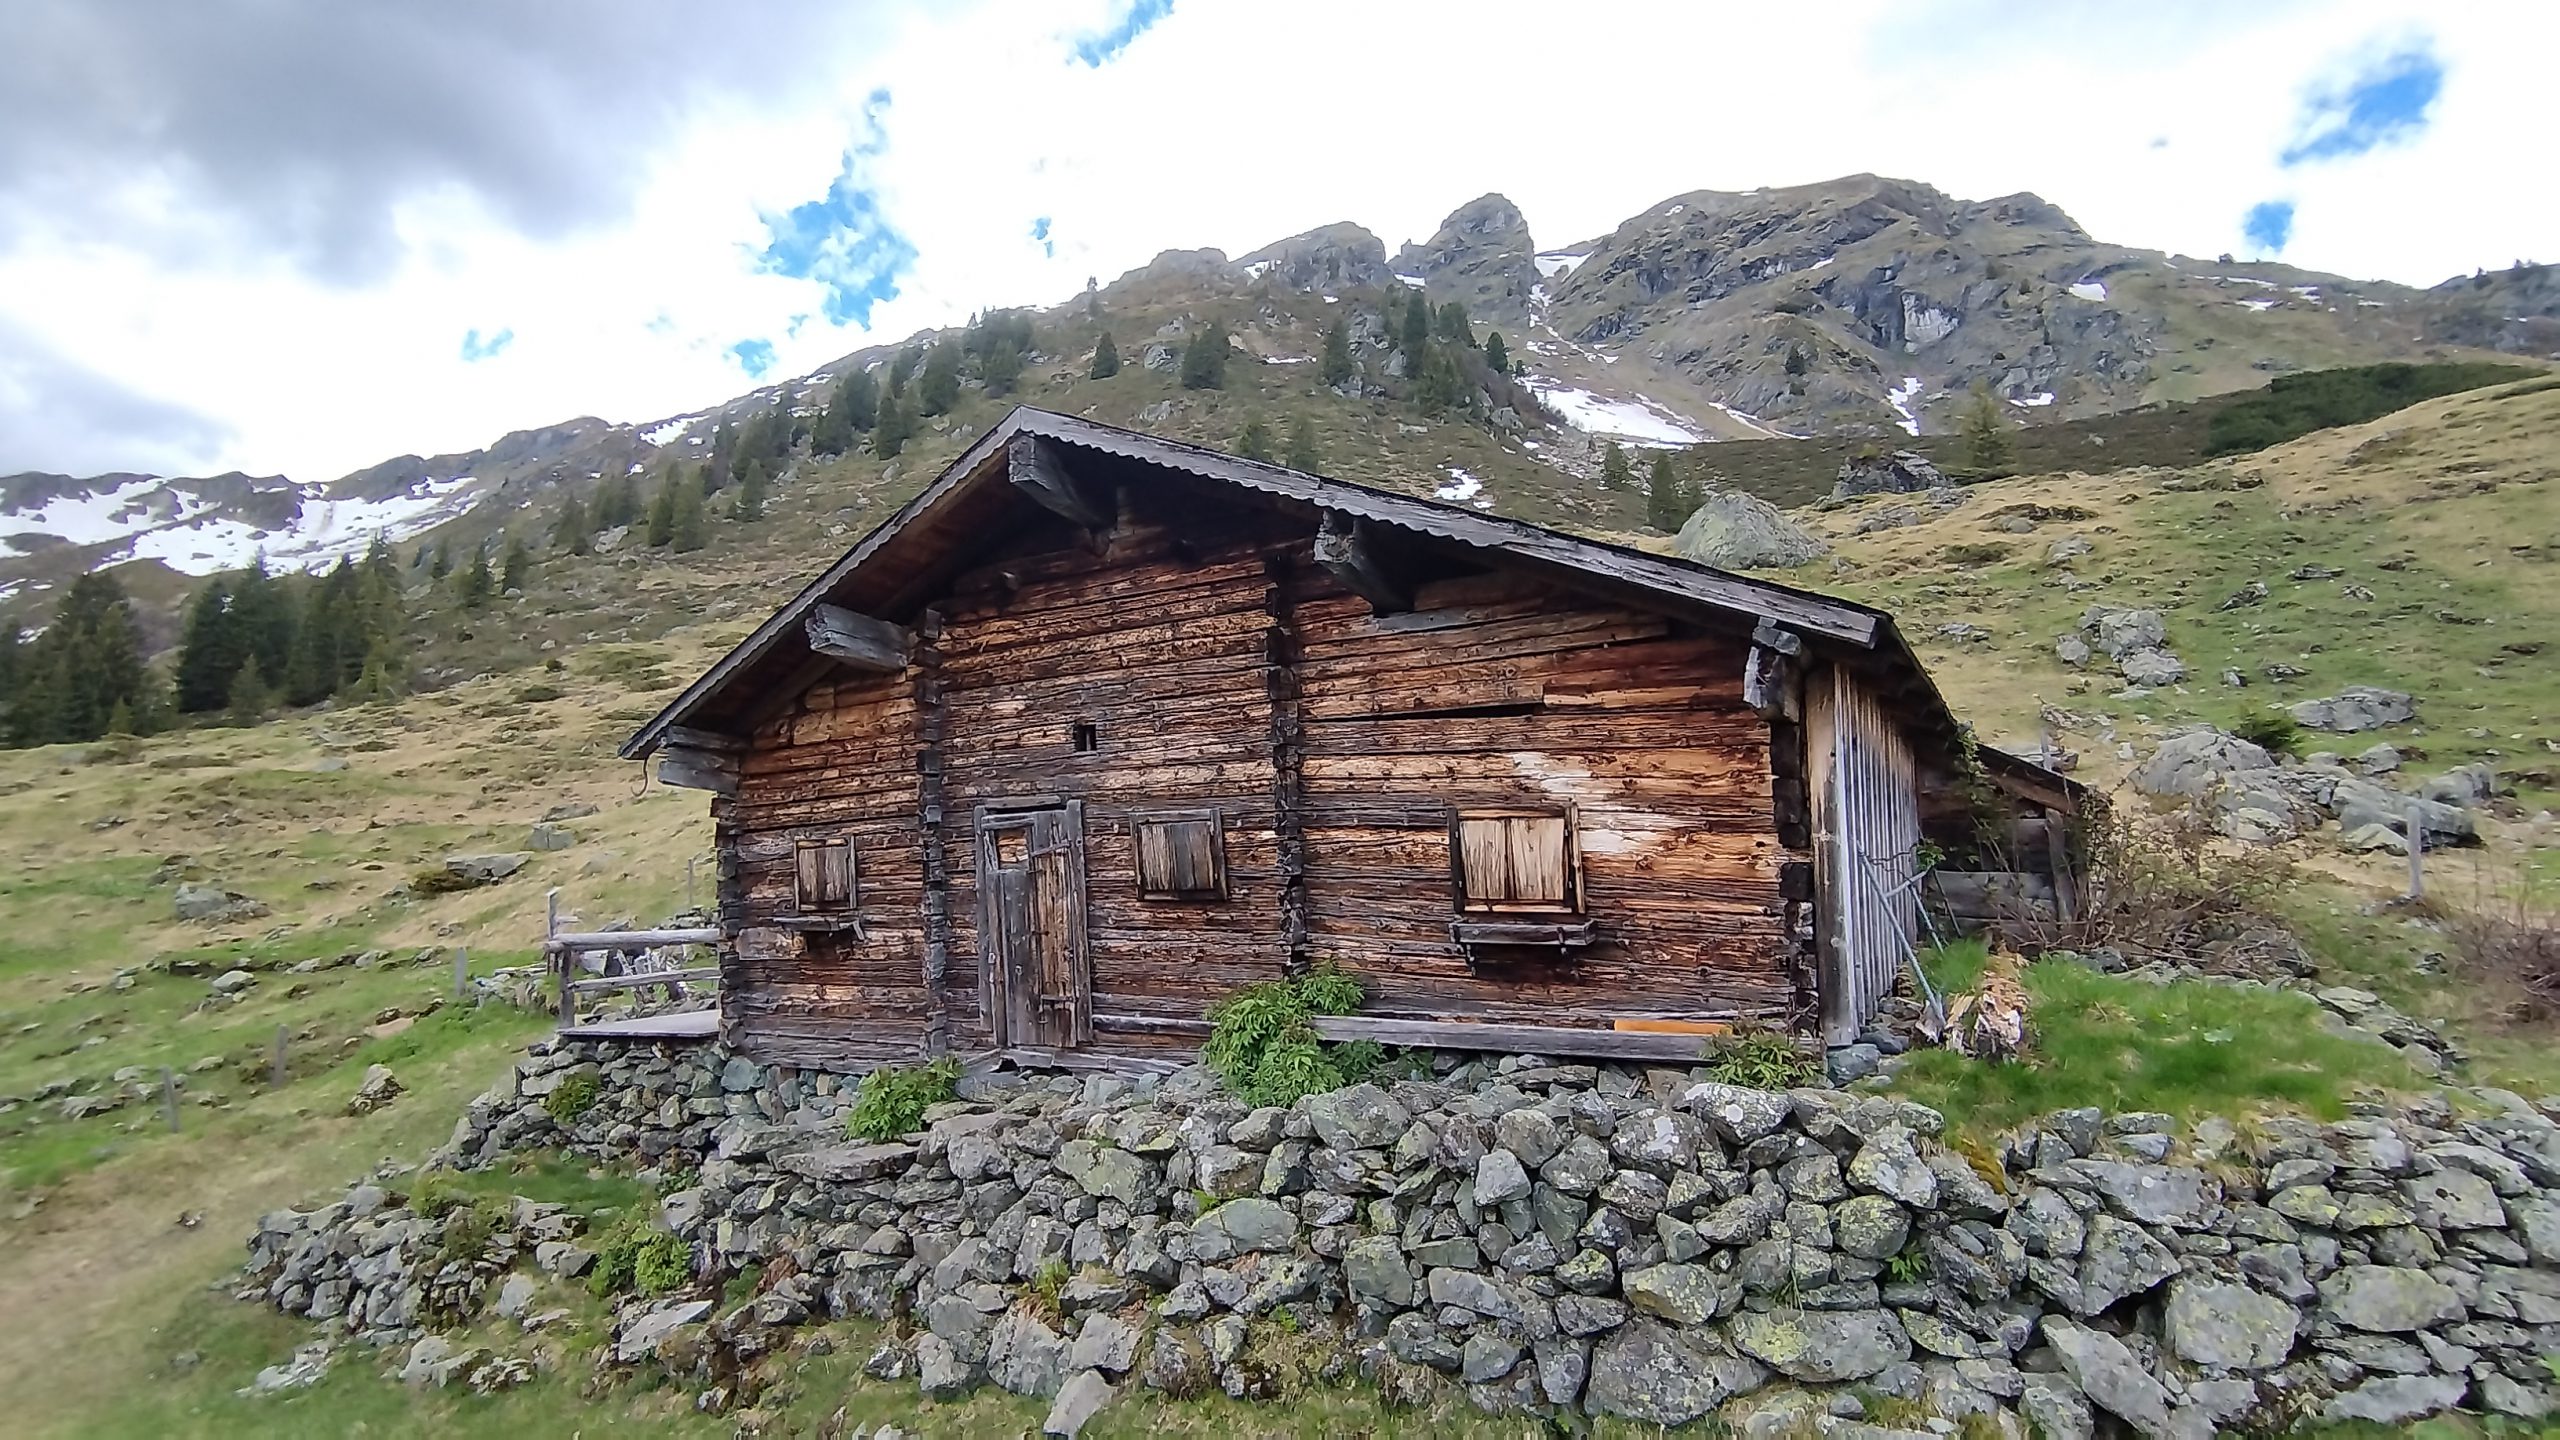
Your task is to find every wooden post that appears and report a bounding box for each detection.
[2406,801,2425,901]
[453,945,469,1003]
[161,1067,179,1132]
[548,887,574,1029]
[270,1025,288,1089]
[686,855,698,914]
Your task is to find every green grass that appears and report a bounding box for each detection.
[1890,942,2414,1137]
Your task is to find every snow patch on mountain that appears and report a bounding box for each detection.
[1523,380,1706,447]
[2068,280,2109,302]
[639,415,699,447]
[1887,377,1925,436]
[1434,466,1493,509]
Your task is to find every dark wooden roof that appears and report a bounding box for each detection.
[620,406,1968,761]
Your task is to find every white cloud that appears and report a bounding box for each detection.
[2,0,2552,483]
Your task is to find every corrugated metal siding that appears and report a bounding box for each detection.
[1809,666,1920,1044]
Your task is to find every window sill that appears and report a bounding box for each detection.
[775,914,866,936]
[1449,918,1598,971]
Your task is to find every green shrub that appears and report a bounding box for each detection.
[1203,967,1397,1107]
[846,1057,962,1141]
[514,683,566,704]
[1701,1029,1823,1090]
[543,1072,600,1125]
[434,1195,515,1264]
[1940,542,2012,567]
[2231,711,2301,757]
[407,866,481,896]
[589,1212,694,1297]
[1027,1257,1070,1320]
[2204,361,2535,456]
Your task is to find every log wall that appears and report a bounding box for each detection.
[1290,566,1803,1027]
[716,486,1817,1069]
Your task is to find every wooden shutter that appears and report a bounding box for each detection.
[1133,810,1227,900]
[1453,805,1580,913]
[793,837,855,912]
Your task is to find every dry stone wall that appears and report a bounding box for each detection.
[246,1037,2560,1434]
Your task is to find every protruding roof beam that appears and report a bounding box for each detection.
[1007,432,1111,531]
[805,603,911,672]
[1314,510,1414,614]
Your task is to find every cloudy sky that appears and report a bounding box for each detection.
[1,0,2550,482]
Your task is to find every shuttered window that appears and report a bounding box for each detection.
[792,837,855,912]
[1133,809,1227,901]
[1452,805,1582,913]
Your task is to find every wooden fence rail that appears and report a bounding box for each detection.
[543,887,722,1029]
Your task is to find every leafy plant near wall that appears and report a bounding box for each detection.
[846,1056,962,1141]
[1700,1029,1824,1089]
[589,1212,694,1297]
[1204,967,1407,1106]
[542,1071,600,1125]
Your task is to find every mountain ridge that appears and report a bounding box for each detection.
[4,171,2550,617]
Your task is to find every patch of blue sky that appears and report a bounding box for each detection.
[1031,216,1054,258]
[2244,200,2296,254]
[729,338,777,377]
[459,327,514,362]
[2281,45,2443,166]
[756,89,917,329]
[1069,0,1172,67]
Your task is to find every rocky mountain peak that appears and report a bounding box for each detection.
[1394,193,1539,327]
[1239,222,1389,293]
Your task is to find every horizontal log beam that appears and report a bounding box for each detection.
[1314,510,1413,614]
[568,967,720,994]
[546,928,725,950]
[1008,433,1111,530]
[664,724,746,754]
[1307,1014,1781,1062]
[805,603,911,672]
[658,746,738,796]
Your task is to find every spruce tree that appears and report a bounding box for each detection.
[1179,321,1227,390]
[459,544,494,608]
[1646,453,1687,532]
[1784,343,1810,377]
[646,473,680,547]
[1599,443,1632,492]
[1319,320,1354,387]
[1483,331,1510,375]
[825,368,880,444]
[285,559,359,706]
[1236,415,1274,462]
[1399,289,1430,357]
[227,656,272,726]
[501,536,533,592]
[887,344,922,397]
[174,578,243,713]
[429,541,452,581]
[1961,384,2012,470]
[1436,300,1474,346]
[872,393,916,459]
[733,459,768,521]
[917,340,963,415]
[981,338,1024,397]
[1414,346,1467,414]
[554,488,592,553]
[1090,332,1121,379]
[225,556,296,689]
[1284,416,1322,472]
[15,571,150,743]
[671,474,710,552]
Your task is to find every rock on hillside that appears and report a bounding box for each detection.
[1673,489,1827,569]
[1239,222,1391,293]
[1395,193,1541,328]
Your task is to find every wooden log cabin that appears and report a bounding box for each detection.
[622,407,2084,1071]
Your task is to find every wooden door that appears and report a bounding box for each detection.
[974,802,1092,1049]
[1807,667,1920,1044]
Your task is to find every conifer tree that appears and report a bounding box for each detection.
[1599,442,1632,492]
[227,655,272,726]
[1784,343,1810,377]
[1319,320,1354,387]
[887,344,922,397]
[917,340,963,415]
[501,536,533,592]
[872,393,916,459]
[284,559,360,706]
[646,473,680,547]
[1090,331,1121,379]
[733,459,768,521]
[820,370,879,451]
[1236,415,1274,462]
[981,338,1024,397]
[1483,331,1510,375]
[1961,384,2013,470]
[459,544,494,608]
[671,474,710,552]
[174,577,243,713]
[1284,416,1322,472]
[1436,300,1475,346]
[1400,289,1430,357]
[1414,346,1467,414]
[10,571,150,744]
[0,621,21,710]
[429,541,452,581]
[554,488,592,554]
[1646,453,1687,532]
[226,556,296,689]
[1179,321,1227,390]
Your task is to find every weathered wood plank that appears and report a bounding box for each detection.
[805,603,912,672]
[1306,1015,1733,1062]
[1008,432,1111,530]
